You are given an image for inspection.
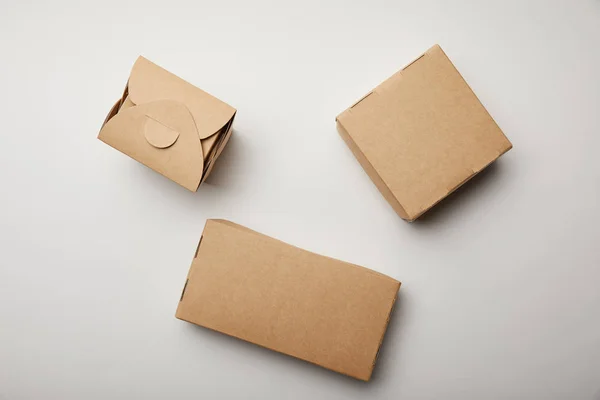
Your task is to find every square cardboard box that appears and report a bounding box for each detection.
[98,57,236,191]
[336,45,512,221]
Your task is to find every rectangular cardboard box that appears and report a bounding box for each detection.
[98,56,236,191]
[336,44,512,221]
[176,219,401,381]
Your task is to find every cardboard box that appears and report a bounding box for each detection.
[336,44,512,221]
[176,219,401,381]
[98,57,236,191]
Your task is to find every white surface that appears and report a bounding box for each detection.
[1,0,600,399]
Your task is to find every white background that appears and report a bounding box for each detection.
[1,0,600,399]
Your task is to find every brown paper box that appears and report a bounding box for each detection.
[336,44,512,221]
[98,57,236,191]
[176,219,401,381]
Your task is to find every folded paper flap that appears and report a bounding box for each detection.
[128,56,236,139]
[98,100,204,191]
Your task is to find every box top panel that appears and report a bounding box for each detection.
[337,45,512,220]
[177,219,400,381]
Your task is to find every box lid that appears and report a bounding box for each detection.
[176,219,400,381]
[337,45,512,221]
[98,57,236,191]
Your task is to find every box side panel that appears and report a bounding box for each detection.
[336,121,410,220]
[200,114,235,185]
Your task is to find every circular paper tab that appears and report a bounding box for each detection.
[144,117,180,149]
